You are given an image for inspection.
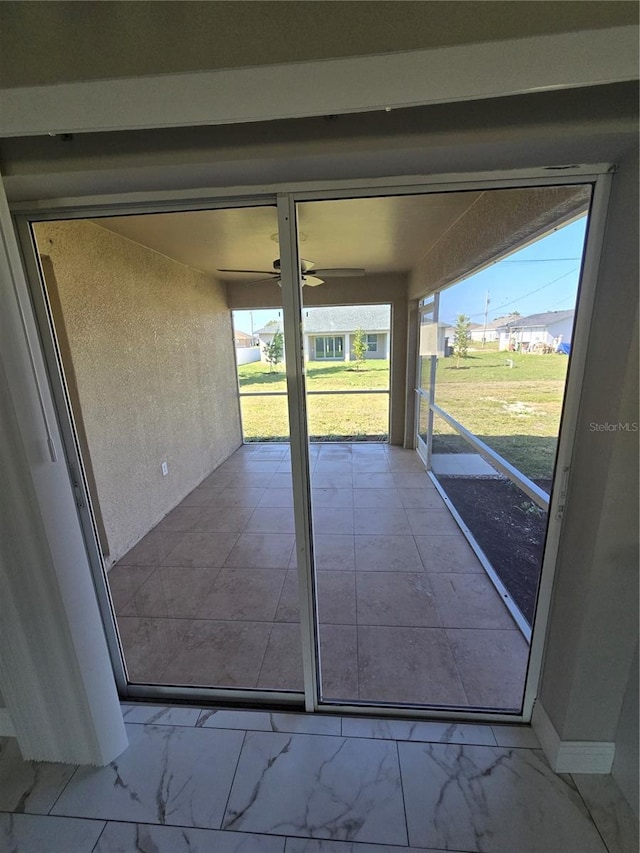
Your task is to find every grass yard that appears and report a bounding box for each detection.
[238,359,390,441]
[237,351,569,478]
[433,350,569,480]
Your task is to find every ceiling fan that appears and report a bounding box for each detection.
[217,258,365,287]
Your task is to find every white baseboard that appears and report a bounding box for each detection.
[0,707,15,737]
[532,700,615,774]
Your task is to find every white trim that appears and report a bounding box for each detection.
[521,173,613,722]
[9,165,615,216]
[532,701,615,774]
[0,27,636,138]
[0,708,15,738]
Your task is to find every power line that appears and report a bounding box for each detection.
[500,257,581,263]
[457,267,578,321]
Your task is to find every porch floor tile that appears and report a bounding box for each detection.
[109,443,529,709]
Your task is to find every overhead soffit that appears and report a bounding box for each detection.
[0,2,636,89]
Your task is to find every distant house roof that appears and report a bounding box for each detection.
[234,329,252,340]
[497,309,574,330]
[256,305,391,336]
[303,305,391,333]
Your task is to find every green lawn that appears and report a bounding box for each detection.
[237,351,569,479]
[238,359,390,441]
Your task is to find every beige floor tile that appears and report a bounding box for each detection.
[352,488,403,508]
[196,568,286,621]
[120,566,219,618]
[405,508,462,536]
[194,505,254,533]
[356,571,441,627]
[446,628,528,710]
[208,487,266,507]
[355,535,424,572]
[118,530,184,567]
[311,488,354,508]
[268,473,294,489]
[117,616,191,683]
[429,573,517,629]
[161,531,239,568]
[392,471,432,489]
[353,472,396,489]
[277,571,356,625]
[354,506,411,535]
[313,534,356,571]
[357,626,468,705]
[397,487,444,509]
[177,487,218,508]
[312,471,354,489]
[257,623,304,691]
[312,506,355,534]
[106,565,155,610]
[225,533,295,568]
[352,458,391,473]
[257,488,294,507]
[414,534,485,573]
[158,506,204,532]
[245,506,296,534]
[319,624,359,701]
[160,620,272,688]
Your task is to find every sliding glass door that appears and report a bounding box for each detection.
[18,172,603,719]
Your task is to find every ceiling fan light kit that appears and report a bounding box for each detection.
[218,259,365,287]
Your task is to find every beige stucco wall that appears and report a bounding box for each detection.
[33,219,241,563]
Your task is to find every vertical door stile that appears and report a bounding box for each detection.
[276,194,319,712]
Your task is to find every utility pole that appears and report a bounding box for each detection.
[482,291,490,348]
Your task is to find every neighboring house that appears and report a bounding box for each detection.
[496,309,575,351]
[256,305,391,363]
[234,329,253,347]
[468,314,522,343]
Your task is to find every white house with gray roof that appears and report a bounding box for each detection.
[496,309,575,351]
[256,305,391,363]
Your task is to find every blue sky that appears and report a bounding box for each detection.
[438,217,588,326]
[233,216,588,335]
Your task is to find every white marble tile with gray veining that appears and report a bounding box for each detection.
[223,731,407,845]
[94,820,286,852]
[572,773,639,853]
[0,813,104,853]
[399,742,608,853]
[490,724,540,748]
[0,737,77,814]
[341,717,497,746]
[197,708,341,736]
[121,703,201,727]
[284,838,445,852]
[51,724,244,829]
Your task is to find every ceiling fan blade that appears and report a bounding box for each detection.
[312,268,366,277]
[217,268,277,275]
[302,275,325,287]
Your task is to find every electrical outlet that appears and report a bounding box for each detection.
[161,461,168,476]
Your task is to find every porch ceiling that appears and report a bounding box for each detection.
[92,193,482,279]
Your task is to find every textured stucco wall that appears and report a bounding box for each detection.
[33,220,241,563]
[407,186,590,300]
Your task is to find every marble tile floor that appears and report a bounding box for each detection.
[109,443,528,709]
[0,705,636,853]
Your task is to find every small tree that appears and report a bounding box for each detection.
[352,327,367,370]
[452,314,471,368]
[264,330,284,372]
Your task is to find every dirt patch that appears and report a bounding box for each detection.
[437,477,552,624]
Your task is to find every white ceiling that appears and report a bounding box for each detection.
[93,193,482,281]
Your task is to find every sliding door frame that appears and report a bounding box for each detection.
[12,165,612,721]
